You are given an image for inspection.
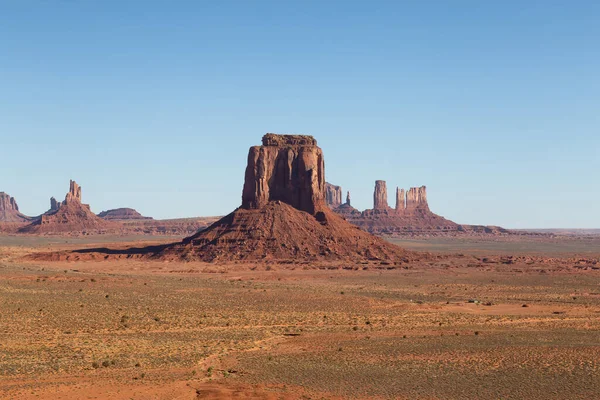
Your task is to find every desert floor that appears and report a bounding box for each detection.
[0,235,599,399]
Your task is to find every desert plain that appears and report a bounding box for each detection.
[0,234,599,400]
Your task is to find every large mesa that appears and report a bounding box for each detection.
[98,208,152,220]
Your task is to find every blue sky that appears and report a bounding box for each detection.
[1,1,598,228]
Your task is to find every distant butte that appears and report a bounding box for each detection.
[20,180,116,234]
[98,208,153,221]
[0,192,31,223]
[327,181,509,236]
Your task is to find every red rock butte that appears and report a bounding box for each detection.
[155,133,412,263]
[327,180,508,236]
[19,180,115,234]
[0,192,31,223]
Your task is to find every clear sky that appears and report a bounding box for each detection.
[1,1,598,228]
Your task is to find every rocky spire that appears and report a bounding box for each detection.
[325,182,343,209]
[241,134,325,215]
[406,186,429,211]
[50,197,61,212]
[65,180,82,204]
[0,192,30,222]
[373,180,389,210]
[0,192,19,213]
[346,191,351,206]
[395,187,405,211]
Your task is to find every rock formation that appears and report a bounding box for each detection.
[65,180,82,204]
[346,191,351,207]
[373,180,389,210]
[98,208,152,220]
[0,192,31,222]
[241,134,325,215]
[395,188,405,211]
[325,183,343,209]
[156,134,411,263]
[329,180,508,237]
[20,180,116,234]
[50,197,61,212]
[406,186,429,212]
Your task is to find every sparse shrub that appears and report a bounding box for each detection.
[92,362,100,369]
[474,331,480,336]
[102,360,110,367]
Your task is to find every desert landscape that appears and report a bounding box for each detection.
[3,2,598,398]
[1,134,599,399]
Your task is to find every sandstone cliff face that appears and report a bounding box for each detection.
[242,134,325,215]
[373,180,389,210]
[406,186,429,211]
[0,192,30,222]
[325,182,343,208]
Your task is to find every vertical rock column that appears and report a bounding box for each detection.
[373,180,389,210]
[395,187,405,212]
[65,180,82,204]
